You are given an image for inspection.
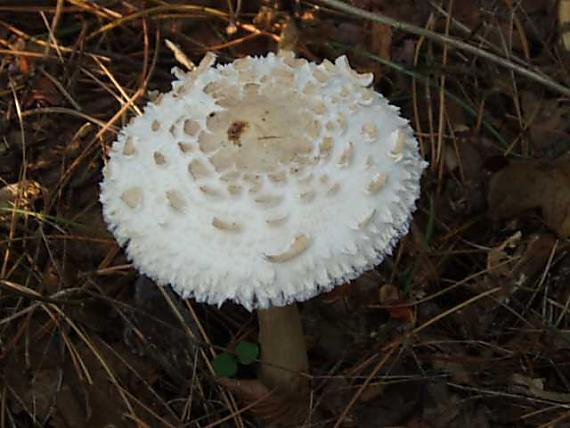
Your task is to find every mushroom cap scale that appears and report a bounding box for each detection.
[100,52,427,310]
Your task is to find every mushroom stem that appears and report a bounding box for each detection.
[258,303,309,395]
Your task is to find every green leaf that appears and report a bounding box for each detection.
[235,341,259,365]
[212,352,238,377]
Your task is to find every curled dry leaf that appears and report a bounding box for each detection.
[511,373,570,402]
[513,233,561,281]
[520,91,569,153]
[217,378,309,426]
[0,179,45,218]
[488,156,570,237]
[486,231,523,278]
[25,76,63,108]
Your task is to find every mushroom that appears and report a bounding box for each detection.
[100,51,427,396]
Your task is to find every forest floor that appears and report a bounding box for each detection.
[1,0,570,427]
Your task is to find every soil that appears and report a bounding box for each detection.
[1,0,570,427]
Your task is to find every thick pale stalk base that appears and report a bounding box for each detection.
[258,304,309,396]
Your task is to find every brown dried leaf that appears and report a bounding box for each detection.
[6,367,61,420]
[51,340,159,428]
[354,378,424,427]
[486,231,522,278]
[378,283,399,304]
[25,76,63,108]
[217,378,309,426]
[520,91,569,153]
[513,233,560,280]
[0,179,45,217]
[511,373,570,402]
[379,284,415,323]
[488,156,570,237]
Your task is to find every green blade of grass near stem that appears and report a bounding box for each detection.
[329,43,508,147]
[0,206,84,229]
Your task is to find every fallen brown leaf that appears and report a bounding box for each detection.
[513,233,560,280]
[488,155,570,237]
[379,284,415,324]
[486,231,522,278]
[0,179,45,218]
[520,91,569,153]
[217,378,309,427]
[511,373,570,403]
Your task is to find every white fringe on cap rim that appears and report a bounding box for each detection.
[100,51,427,310]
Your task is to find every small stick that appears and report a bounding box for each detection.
[317,0,570,97]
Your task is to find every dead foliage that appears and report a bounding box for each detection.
[489,155,570,237]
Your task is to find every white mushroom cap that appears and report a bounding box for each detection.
[100,52,427,310]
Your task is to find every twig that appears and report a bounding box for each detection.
[316,0,570,97]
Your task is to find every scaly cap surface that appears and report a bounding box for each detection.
[100,52,427,310]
